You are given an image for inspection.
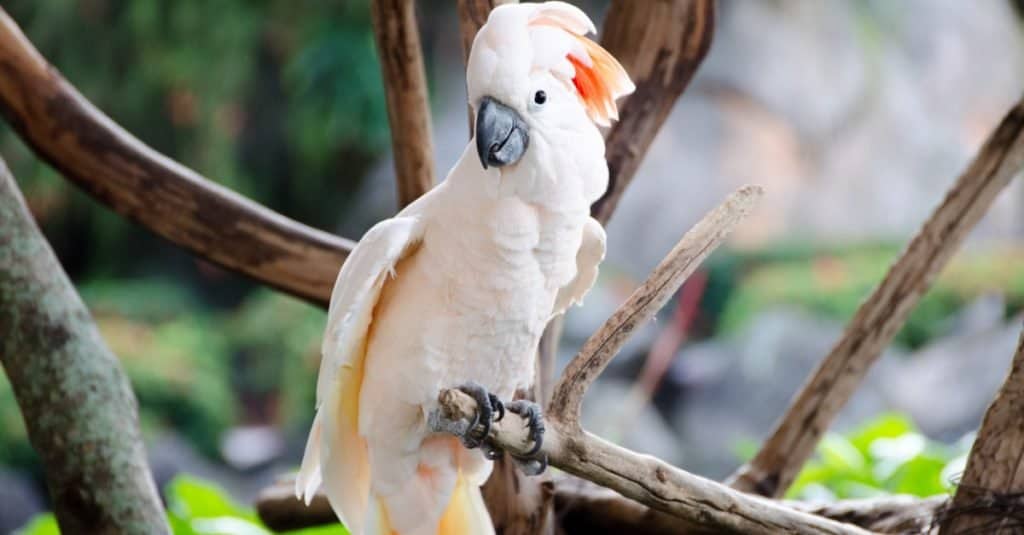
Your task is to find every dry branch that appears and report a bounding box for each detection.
[549,185,762,425]
[0,158,168,534]
[591,0,716,224]
[420,186,877,535]
[0,9,352,307]
[939,323,1024,534]
[555,478,948,534]
[428,388,867,534]
[371,0,436,207]
[729,96,1024,499]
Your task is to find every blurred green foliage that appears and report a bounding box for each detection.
[0,282,325,466]
[786,413,968,501]
[717,243,1024,348]
[1,0,392,284]
[18,475,348,535]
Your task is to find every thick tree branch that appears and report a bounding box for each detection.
[371,0,436,207]
[0,158,168,534]
[548,185,762,425]
[428,388,867,534]
[591,0,716,224]
[939,322,1024,534]
[729,96,1024,498]
[555,478,947,534]
[0,8,352,307]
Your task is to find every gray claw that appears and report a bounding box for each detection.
[456,382,503,449]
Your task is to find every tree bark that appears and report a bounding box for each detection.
[555,478,947,535]
[591,0,716,224]
[729,96,1024,498]
[0,158,168,534]
[371,0,436,208]
[0,9,352,307]
[940,322,1024,534]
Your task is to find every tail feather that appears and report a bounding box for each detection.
[295,413,323,504]
[438,472,495,535]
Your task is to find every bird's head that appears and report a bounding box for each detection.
[466,2,634,202]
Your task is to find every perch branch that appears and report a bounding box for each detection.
[555,478,948,535]
[0,158,169,534]
[728,96,1024,498]
[428,388,867,534]
[939,322,1024,534]
[0,8,352,307]
[371,0,436,207]
[548,185,762,426]
[591,0,716,224]
[423,186,878,535]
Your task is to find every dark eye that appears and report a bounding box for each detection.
[533,90,547,105]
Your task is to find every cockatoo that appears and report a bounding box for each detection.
[296,3,633,534]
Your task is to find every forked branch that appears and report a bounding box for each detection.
[425,186,869,534]
[729,96,1024,498]
[0,9,352,307]
[548,185,762,426]
[371,0,436,207]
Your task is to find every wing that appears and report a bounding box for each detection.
[551,216,606,317]
[296,213,425,535]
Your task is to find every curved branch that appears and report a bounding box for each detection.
[555,478,947,535]
[548,185,762,426]
[729,96,1024,498]
[371,0,436,207]
[591,0,716,224]
[0,158,168,534]
[0,8,353,307]
[429,388,867,535]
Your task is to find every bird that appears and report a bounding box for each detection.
[295,3,633,534]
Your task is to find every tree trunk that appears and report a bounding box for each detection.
[0,158,168,534]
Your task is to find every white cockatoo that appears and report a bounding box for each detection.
[296,3,634,534]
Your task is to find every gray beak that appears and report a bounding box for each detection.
[475,96,529,169]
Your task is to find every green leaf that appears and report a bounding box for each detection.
[167,475,253,520]
[849,412,914,455]
[15,514,59,535]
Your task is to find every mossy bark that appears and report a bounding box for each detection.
[0,159,168,534]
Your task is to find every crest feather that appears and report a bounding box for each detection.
[529,2,635,126]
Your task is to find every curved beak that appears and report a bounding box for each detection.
[475,96,529,170]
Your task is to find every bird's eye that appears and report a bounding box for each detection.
[533,90,547,105]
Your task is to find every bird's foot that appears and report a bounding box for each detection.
[506,399,548,476]
[456,382,504,450]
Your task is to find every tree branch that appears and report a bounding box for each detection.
[591,0,716,224]
[371,0,436,208]
[555,478,947,535]
[548,185,762,426]
[428,388,867,534]
[939,322,1024,534]
[728,96,1024,498]
[0,8,353,307]
[410,186,877,535]
[0,158,169,534]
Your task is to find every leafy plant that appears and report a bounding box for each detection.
[18,476,348,535]
[786,413,969,501]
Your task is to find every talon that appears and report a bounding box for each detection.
[456,382,501,449]
[507,400,545,456]
[490,393,505,422]
[512,453,548,476]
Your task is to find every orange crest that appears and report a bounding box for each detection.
[530,2,635,126]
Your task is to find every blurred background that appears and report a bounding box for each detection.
[2,0,1023,533]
